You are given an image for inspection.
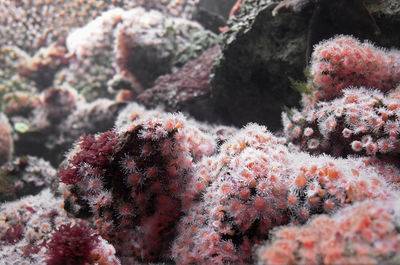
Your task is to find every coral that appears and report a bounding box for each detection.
[0,156,57,202]
[283,88,400,159]
[0,189,73,264]
[0,112,13,166]
[46,222,100,265]
[60,108,216,262]
[311,35,400,101]
[18,41,71,89]
[6,86,80,132]
[58,7,216,101]
[2,91,40,117]
[113,8,217,90]
[31,87,80,129]
[0,46,37,109]
[171,124,397,264]
[0,189,120,264]
[46,222,120,265]
[256,197,400,265]
[0,0,137,54]
[283,36,400,159]
[57,8,124,101]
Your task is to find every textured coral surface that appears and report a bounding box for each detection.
[0,1,399,265]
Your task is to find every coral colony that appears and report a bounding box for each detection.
[0,1,400,265]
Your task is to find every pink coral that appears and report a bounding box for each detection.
[256,197,400,265]
[283,88,400,159]
[311,35,400,101]
[172,124,397,264]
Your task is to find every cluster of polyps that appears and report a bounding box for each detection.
[171,123,397,265]
[283,87,400,158]
[60,109,216,263]
[311,35,400,101]
[257,197,400,265]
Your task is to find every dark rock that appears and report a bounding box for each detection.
[137,46,221,122]
[211,1,309,131]
[366,0,400,48]
[193,0,239,33]
[191,7,227,33]
[198,0,240,19]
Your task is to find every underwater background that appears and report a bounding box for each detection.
[1,0,400,264]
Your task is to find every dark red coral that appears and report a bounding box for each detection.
[45,222,99,265]
[59,131,118,185]
[5,224,24,245]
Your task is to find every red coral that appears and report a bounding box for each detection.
[45,222,100,265]
[59,131,118,185]
[60,110,216,262]
[5,224,24,245]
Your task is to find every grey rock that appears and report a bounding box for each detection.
[211,1,308,131]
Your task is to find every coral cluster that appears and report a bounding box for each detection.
[0,0,137,54]
[311,36,400,101]
[256,197,400,265]
[283,36,400,159]
[0,189,72,264]
[1,1,400,264]
[46,222,120,265]
[283,88,400,158]
[0,46,37,109]
[18,41,70,89]
[0,189,119,265]
[58,7,216,101]
[0,156,57,202]
[172,124,398,264]
[60,106,215,263]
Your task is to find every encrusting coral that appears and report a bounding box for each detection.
[0,0,200,55]
[283,35,400,160]
[1,1,400,264]
[311,36,400,101]
[172,123,399,265]
[0,156,57,202]
[60,104,216,263]
[256,197,400,265]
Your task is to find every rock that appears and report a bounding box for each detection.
[211,1,309,131]
[192,0,239,33]
[136,46,220,122]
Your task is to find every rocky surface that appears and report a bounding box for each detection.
[137,46,221,121]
